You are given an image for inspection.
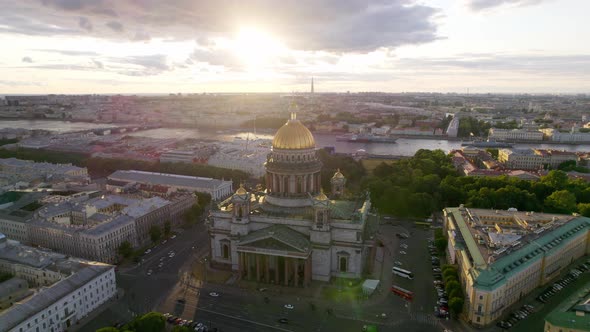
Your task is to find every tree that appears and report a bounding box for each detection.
[545,190,577,213]
[541,170,569,190]
[449,288,462,299]
[435,237,447,253]
[164,221,171,236]
[149,225,162,244]
[449,297,464,317]
[445,280,461,294]
[117,241,133,259]
[577,203,590,217]
[130,312,165,332]
[442,268,457,279]
[195,192,212,206]
[96,328,119,332]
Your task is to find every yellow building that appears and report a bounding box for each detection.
[443,207,590,327]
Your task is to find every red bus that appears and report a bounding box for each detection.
[390,285,413,301]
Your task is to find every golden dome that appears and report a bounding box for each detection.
[332,169,345,179]
[272,114,315,150]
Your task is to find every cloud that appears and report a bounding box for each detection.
[22,56,33,63]
[92,59,104,69]
[396,54,590,77]
[133,30,150,41]
[0,80,45,87]
[466,0,548,11]
[105,20,123,32]
[107,54,173,76]
[190,47,244,70]
[32,49,100,56]
[78,16,92,31]
[4,0,440,52]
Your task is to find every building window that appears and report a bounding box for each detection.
[339,256,348,272]
[223,244,229,259]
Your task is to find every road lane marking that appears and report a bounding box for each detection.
[196,306,294,332]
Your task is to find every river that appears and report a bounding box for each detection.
[1,120,589,156]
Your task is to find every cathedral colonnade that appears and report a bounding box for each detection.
[237,251,311,287]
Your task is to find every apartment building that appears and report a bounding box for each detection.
[498,148,578,170]
[443,207,589,327]
[0,235,116,332]
[489,128,544,141]
[13,194,195,263]
[107,169,233,200]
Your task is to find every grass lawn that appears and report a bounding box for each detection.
[361,158,397,174]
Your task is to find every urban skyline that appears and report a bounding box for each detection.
[0,0,589,94]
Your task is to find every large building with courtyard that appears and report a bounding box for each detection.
[208,113,375,286]
[443,206,590,327]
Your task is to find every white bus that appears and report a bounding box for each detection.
[392,267,414,280]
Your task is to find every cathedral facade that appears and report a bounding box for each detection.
[208,113,374,285]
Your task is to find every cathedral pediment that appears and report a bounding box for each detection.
[237,224,310,254]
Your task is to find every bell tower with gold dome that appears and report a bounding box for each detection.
[264,110,322,208]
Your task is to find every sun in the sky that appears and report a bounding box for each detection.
[232,27,286,69]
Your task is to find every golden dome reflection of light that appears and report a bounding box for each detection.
[271,113,316,150]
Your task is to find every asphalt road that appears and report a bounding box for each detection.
[83,218,455,332]
[81,221,210,331]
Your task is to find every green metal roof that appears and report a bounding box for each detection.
[447,207,590,291]
[448,208,486,267]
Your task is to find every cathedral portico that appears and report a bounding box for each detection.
[208,110,373,285]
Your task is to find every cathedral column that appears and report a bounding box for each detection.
[274,174,279,192]
[294,259,299,287]
[256,254,261,282]
[246,253,251,280]
[265,256,270,283]
[302,174,307,193]
[284,257,289,286]
[239,252,244,279]
[304,258,311,286]
[274,257,279,284]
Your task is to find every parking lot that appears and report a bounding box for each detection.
[495,256,590,331]
[380,220,449,330]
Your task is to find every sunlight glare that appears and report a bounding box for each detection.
[233,27,285,69]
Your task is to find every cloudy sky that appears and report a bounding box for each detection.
[0,0,588,94]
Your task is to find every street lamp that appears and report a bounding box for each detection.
[202,258,208,283]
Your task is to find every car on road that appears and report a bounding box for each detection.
[209,292,220,297]
[284,304,294,309]
[278,318,289,324]
[158,262,164,268]
[161,240,167,245]
[394,261,403,266]
[144,249,151,255]
[169,252,175,258]
[400,244,408,249]
[147,269,152,276]
[399,251,407,255]
[171,234,177,239]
